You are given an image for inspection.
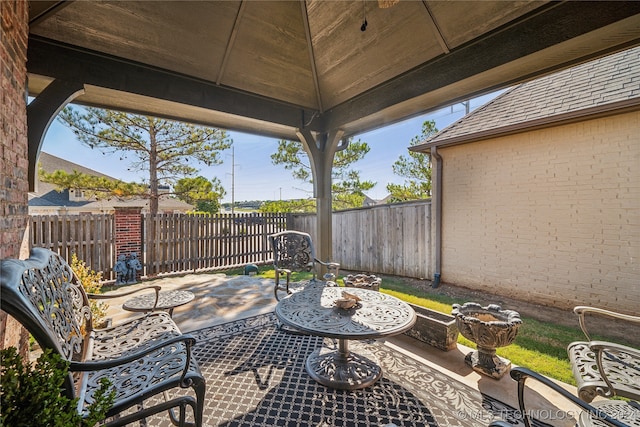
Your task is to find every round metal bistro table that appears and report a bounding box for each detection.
[275,285,416,390]
[123,290,195,317]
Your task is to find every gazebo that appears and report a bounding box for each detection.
[3,2,640,424]
[21,1,640,268]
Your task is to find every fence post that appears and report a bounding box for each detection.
[286,213,294,230]
[114,206,143,283]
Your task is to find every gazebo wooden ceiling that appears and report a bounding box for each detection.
[27,1,640,141]
[25,0,640,263]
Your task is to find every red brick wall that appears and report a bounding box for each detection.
[1,0,30,354]
[114,207,143,280]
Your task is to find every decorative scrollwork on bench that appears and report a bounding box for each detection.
[0,248,206,427]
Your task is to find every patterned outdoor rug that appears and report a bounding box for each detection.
[148,312,539,427]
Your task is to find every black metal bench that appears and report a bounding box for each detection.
[0,247,205,427]
[489,367,636,427]
[567,305,640,403]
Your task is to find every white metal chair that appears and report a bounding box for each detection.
[567,306,640,403]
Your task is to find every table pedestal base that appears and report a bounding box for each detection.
[305,339,382,390]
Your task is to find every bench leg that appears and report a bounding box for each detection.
[185,377,206,427]
[104,396,199,427]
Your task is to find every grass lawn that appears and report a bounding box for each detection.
[221,267,613,385]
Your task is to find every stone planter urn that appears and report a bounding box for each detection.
[343,274,381,291]
[404,304,459,351]
[452,302,522,379]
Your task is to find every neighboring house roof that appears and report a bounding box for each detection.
[29,152,115,209]
[30,152,192,213]
[362,194,393,207]
[413,46,640,151]
[363,195,378,207]
[108,198,194,211]
[28,188,84,208]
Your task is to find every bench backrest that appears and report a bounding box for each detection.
[269,230,317,278]
[0,247,92,363]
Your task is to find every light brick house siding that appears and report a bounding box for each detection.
[415,47,640,314]
[1,1,31,353]
[439,111,639,313]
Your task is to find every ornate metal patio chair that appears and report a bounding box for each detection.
[269,230,340,301]
[567,306,640,403]
[488,366,638,427]
[0,248,205,427]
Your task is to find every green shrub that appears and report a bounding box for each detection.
[0,347,115,427]
[70,253,109,327]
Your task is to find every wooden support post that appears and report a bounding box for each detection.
[295,128,345,273]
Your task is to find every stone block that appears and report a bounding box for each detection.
[404,304,458,351]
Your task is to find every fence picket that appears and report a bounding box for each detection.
[30,214,114,278]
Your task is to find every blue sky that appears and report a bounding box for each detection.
[41,91,503,202]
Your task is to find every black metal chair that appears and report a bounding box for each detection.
[488,367,638,427]
[567,306,640,403]
[269,230,340,301]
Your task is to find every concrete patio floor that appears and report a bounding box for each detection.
[101,272,583,426]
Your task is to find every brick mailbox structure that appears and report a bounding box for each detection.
[114,206,144,283]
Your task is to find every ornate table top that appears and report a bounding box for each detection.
[123,290,195,312]
[275,285,416,339]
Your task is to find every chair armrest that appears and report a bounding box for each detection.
[488,421,516,427]
[70,333,196,372]
[72,333,197,388]
[574,306,640,341]
[589,340,640,357]
[88,286,161,310]
[314,259,340,278]
[314,258,339,269]
[589,340,640,398]
[506,367,628,427]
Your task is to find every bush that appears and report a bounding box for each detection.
[70,253,109,327]
[0,347,115,427]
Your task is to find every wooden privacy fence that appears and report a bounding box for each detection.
[30,202,432,282]
[290,200,432,279]
[30,213,288,280]
[30,214,115,276]
[144,213,287,276]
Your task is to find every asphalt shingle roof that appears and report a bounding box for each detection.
[29,152,116,207]
[418,46,640,147]
[30,152,192,212]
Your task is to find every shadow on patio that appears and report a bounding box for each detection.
[103,273,579,427]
